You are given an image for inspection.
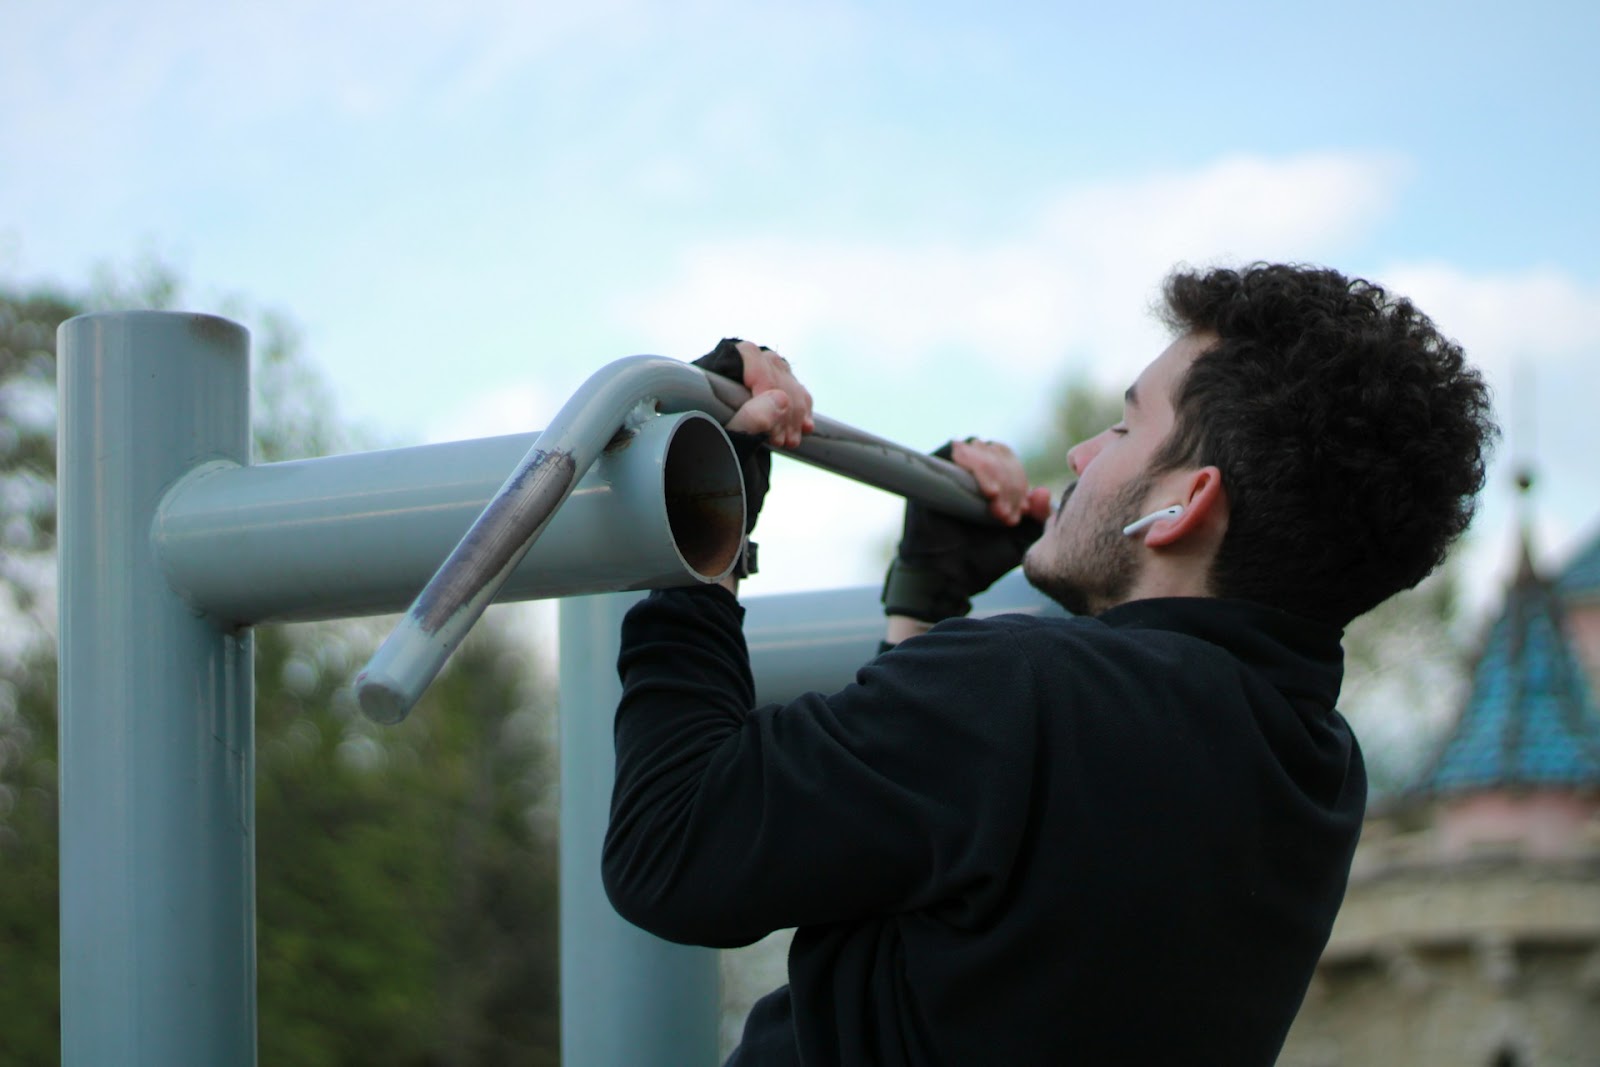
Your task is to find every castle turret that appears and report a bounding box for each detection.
[1407,516,1600,858]
[1280,482,1600,1067]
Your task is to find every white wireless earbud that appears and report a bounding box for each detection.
[1121,505,1184,537]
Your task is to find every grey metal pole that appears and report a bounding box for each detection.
[559,593,721,1066]
[155,410,743,625]
[57,311,257,1065]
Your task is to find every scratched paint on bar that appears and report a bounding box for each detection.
[412,448,578,632]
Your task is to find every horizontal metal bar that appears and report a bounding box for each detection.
[155,410,742,626]
[690,367,994,524]
[743,570,1065,705]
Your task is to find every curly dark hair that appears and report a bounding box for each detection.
[1152,263,1498,625]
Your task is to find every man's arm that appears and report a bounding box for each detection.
[604,586,1042,947]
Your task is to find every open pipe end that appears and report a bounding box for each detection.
[355,671,413,726]
[662,414,747,581]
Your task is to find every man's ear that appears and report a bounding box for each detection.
[1142,466,1226,548]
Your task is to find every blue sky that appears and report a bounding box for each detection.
[5,0,1599,608]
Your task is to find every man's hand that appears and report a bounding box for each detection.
[693,339,814,588]
[882,439,1051,640]
[949,439,1053,526]
[696,338,814,449]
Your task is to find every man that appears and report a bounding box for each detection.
[602,263,1497,1065]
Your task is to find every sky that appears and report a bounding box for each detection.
[5,0,1600,635]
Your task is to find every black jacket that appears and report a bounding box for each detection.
[605,585,1365,1066]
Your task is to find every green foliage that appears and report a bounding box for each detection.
[255,621,559,1067]
[0,666,61,1065]
[1339,564,1472,796]
[0,272,559,1066]
[240,307,356,464]
[0,279,69,1066]
[0,287,72,657]
[1021,376,1124,489]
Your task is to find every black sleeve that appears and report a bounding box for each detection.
[602,585,1041,948]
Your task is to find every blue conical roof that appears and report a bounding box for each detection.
[1412,536,1600,797]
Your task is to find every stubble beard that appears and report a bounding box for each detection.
[1024,476,1152,616]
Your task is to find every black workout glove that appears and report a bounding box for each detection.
[694,338,771,575]
[881,442,1045,623]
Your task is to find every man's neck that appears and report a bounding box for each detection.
[1108,557,1214,613]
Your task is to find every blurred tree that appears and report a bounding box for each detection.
[0,653,60,1063]
[0,272,559,1066]
[255,621,558,1067]
[0,283,73,1066]
[0,286,70,665]
[1021,374,1125,489]
[1338,567,1473,795]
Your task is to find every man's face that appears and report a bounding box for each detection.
[1023,333,1210,615]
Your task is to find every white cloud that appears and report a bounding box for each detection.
[2,0,872,160]
[1379,262,1600,497]
[606,151,1414,596]
[1036,153,1406,270]
[1379,262,1600,379]
[1,0,617,127]
[617,151,1408,393]
[1327,261,1600,622]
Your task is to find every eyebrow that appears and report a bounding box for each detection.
[1124,383,1139,408]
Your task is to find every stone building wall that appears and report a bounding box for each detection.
[1279,821,1600,1066]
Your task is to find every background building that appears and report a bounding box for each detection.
[1281,514,1600,1066]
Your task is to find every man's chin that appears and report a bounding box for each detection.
[1023,557,1091,617]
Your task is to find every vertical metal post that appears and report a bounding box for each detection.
[57,312,257,1065]
[559,592,721,1066]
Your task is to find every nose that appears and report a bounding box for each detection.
[1067,430,1109,476]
